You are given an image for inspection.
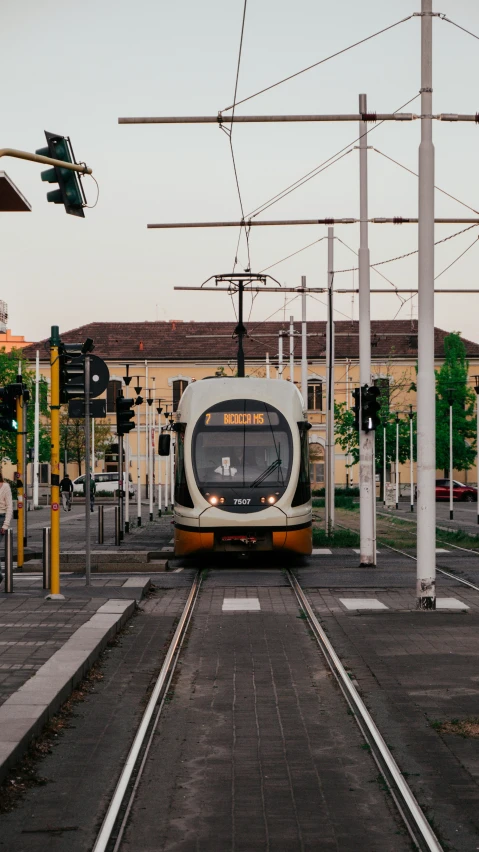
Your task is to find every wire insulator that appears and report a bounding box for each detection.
[324,218,334,225]
[393,217,404,224]
[475,113,479,123]
[361,112,377,122]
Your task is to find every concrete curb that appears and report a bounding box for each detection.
[0,598,136,784]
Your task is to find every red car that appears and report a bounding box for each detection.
[435,479,477,502]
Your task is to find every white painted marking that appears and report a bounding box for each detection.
[161,547,174,552]
[436,598,469,610]
[435,548,450,553]
[123,577,151,587]
[222,598,261,611]
[312,548,332,555]
[353,549,380,554]
[169,538,174,543]
[340,598,388,611]
[173,567,184,573]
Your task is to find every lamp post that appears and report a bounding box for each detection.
[409,405,414,513]
[395,413,400,511]
[448,388,454,521]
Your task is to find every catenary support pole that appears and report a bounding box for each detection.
[358,93,375,566]
[301,276,307,403]
[278,332,283,379]
[326,229,335,532]
[118,434,124,540]
[33,351,39,509]
[148,400,154,522]
[4,529,13,594]
[85,354,91,586]
[16,370,24,569]
[157,409,162,515]
[237,282,245,378]
[410,406,414,512]
[476,381,479,524]
[91,416,95,477]
[170,435,175,510]
[416,0,436,608]
[23,395,28,545]
[136,402,141,526]
[124,383,130,534]
[145,362,149,501]
[449,393,454,521]
[266,353,270,379]
[48,326,63,599]
[165,415,169,514]
[395,414,400,510]
[289,316,294,383]
[383,423,387,505]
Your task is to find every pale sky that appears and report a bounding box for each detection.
[4,0,479,344]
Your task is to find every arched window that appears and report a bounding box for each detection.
[107,380,121,413]
[309,442,325,485]
[172,379,188,412]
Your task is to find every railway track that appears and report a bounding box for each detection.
[91,567,443,852]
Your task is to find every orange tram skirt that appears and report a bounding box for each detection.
[174,524,312,557]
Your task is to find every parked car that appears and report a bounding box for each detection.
[435,479,477,502]
[72,473,135,497]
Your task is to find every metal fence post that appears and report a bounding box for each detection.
[98,506,104,544]
[42,527,51,590]
[5,529,13,593]
[114,506,120,546]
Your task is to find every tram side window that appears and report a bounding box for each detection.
[172,380,188,412]
[175,430,194,508]
[292,427,311,506]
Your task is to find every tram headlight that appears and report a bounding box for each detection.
[267,496,276,504]
[209,495,218,505]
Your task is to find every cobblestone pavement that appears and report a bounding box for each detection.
[0,577,148,707]
[121,582,409,852]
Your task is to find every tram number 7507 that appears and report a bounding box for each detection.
[234,498,251,505]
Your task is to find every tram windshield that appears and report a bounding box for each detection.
[193,401,292,489]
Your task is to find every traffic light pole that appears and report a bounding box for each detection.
[358,93,375,566]
[16,390,24,569]
[48,326,64,600]
[85,354,91,585]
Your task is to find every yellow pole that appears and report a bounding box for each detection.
[50,326,61,596]
[16,394,24,569]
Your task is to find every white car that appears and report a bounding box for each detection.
[72,473,136,497]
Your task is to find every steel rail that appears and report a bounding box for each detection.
[287,569,442,851]
[377,538,479,594]
[92,571,202,852]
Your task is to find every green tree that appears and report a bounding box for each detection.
[60,414,114,476]
[434,332,476,473]
[0,349,50,465]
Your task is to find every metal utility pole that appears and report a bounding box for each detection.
[325,228,335,533]
[289,316,294,383]
[84,354,91,586]
[278,331,284,379]
[33,351,40,509]
[16,366,24,569]
[164,406,169,513]
[301,276,308,404]
[148,395,154,521]
[475,378,479,525]
[395,414,400,510]
[118,434,124,540]
[448,389,454,521]
[358,93,375,565]
[136,394,142,526]
[123,369,132,534]
[409,406,414,512]
[157,404,163,515]
[416,0,436,608]
[383,422,387,505]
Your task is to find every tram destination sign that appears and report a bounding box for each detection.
[204,411,280,426]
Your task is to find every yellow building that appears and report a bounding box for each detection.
[21,320,479,493]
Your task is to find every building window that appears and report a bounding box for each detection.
[373,377,390,410]
[107,380,121,413]
[309,443,325,486]
[307,381,323,411]
[172,379,188,412]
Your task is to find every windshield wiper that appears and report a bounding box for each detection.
[251,458,282,488]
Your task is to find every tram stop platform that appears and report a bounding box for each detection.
[0,574,151,784]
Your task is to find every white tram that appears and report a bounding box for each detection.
[169,378,312,557]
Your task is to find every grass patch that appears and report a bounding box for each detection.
[312,496,356,510]
[431,718,479,737]
[313,486,360,498]
[312,527,360,547]
[435,527,479,550]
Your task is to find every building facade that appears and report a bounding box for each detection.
[21,320,479,492]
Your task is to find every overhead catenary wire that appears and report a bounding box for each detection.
[434,235,479,281]
[220,15,415,113]
[441,14,479,43]
[244,93,421,220]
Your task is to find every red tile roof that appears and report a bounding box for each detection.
[22,320,479,362]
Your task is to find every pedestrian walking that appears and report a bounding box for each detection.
[60,473,74,511]
[0,474,13,585]
[83,476,96,513]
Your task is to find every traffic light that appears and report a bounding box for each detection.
[0,384,21,432]
[352,387,361,431]
[59,343,85,404]
[116,395,135,436]
[361,385,381,433]
[36,131,85,217]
